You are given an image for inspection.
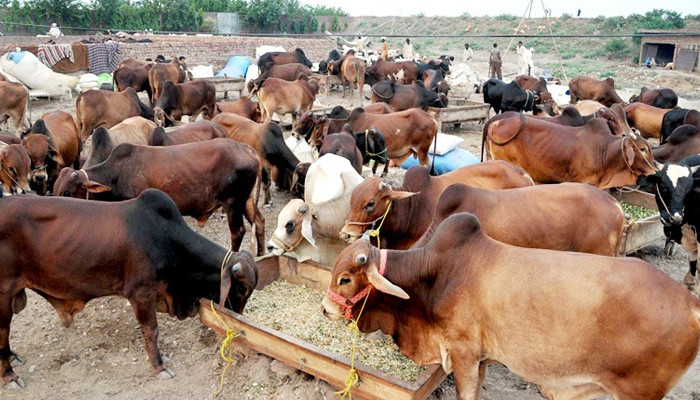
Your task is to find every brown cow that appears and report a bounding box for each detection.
[0,142,31,195]
[573,99,606,116]
[322,214,700,400]
[652,124,700,164]
[629,87,678,109]
[531,105,632,137]
[257,76,319,125]
[371,80,447,111]
[148,59,186,103]
[623,102,672,139]
[530,106,586,126]
[216,96,261,122]
[148,120,226,146]
[114,66,153,104]
[0,190,258,387]
[22,111,81,194]
[310,108,438,169]
[0,134,21,145]
[84,117,157,167]
[319,129,364,174]
[54,139,263,254]
[153,80,216,127]
[364,58,418,85]
[413,183,625,255]
[247,62,312,94]
[328,51,365,106]
[514,75,548,93]
[75,87,155,142]
[340,162,534,249]
[0,81,30,135]
[484,112,656,188]
[291,103,394,142]
[117,58,149,69]
[257,48,312,74]
[212,112,300,203]
[568,76,624,107]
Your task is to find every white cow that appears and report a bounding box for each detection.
[268,154,363,264]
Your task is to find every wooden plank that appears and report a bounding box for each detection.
[613,188,658,210]
[200,299,427,400]
[623,216,665,254]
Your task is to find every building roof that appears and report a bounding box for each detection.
[638,29,700,35]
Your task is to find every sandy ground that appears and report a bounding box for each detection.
[3,58,700,400]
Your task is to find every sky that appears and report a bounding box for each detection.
[300,0,697,18]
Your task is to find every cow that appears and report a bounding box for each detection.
[322,213,700,400]
[364,59,418,86]
[371,80,448,111]
[291,162,311,199]
[117,58,150,69]
[247,62,312,94]
[148,59,186,103]
[319,132,363,174]
[413,183,625,255]
[483,112,656,188]
[573,99,606,116]
[416,59,450,77]
[318,49,342,74]
[328,51,365,106]
[644,155,700,293]
[75,87,155,143]
[0,142,31,195]
[309,73,342,97]
[340,162,535,249]
[337,124,389,177]
[212,112,300,203]
[660,108,693,144]
[114,66,153,105]
[629,87,678,109]
[308,108,438,170]
[148,120,226,146]
[623,102,671,139]
[216,96,261,122]
[291,103,393,142]
[514,75,548,93]
[652,124,700,164]
[0,135,21,145]
[21,111,81,195]
[0,81,31,135]
[530,106,586,126]
[421,69,450,96]
[257,76,319,125]
[268,154,364,265]
[327,103,394,120]
[483,79,537,115]
[568,76,624,107]
[153,80,216,127]
[53,138,264,254]
[0,189,258,388]
[257,48,313,74]
[84,117,157,167]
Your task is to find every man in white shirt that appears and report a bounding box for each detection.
[48,23,62,38]
[403,38,415,60]
[462,43,474,64]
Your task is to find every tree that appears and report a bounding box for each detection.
[331,15,339,31]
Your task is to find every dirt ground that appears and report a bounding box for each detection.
[4,53,700,400]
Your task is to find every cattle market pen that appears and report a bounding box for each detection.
[200,255,448,400]
[614,188,666,255]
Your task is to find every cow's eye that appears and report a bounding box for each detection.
[365,200,375,210]
[339,277,351,285]
[285,221,296,234]
[10,167,16,175]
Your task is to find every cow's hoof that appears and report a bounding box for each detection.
[10,355,23,367]
[156,368,176,380]
[4,377,26,389]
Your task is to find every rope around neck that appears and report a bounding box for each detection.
[344,200,393,246]
[363,129,387,158]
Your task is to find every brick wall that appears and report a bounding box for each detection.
[0,35,336,70]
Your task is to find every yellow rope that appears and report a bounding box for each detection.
[334,288,372,400]
[367,200,392,250]
[210,300,241,397]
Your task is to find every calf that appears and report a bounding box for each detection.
[339,124,389,177]
[148,59,186,103]
[328,50,365,106]
[629,87,678,109]
[84,117,157,167]
[623,102,671,139]
[0,81,30,135]
[53,138,263,254]
[413,183,625,255]
[216,96,261,122]
[154,80,216,127]
[323,214,700,400]
[0,142,31,195]
[75,87,155,142]
[653,124,700,163]
[340,163,534,249]
[257,76,319,125]
[568,75,624,107]
[0,189,258,388]
[371,80,447,111]
[148,120,225,146]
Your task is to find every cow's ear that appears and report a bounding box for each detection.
[388,190,418,200]
[366,263,409,299]
[82,181,111,193]
[48,144,65,167]
[624,139,635,166]
[218,265,233,310]
[301,211,316,248]
[690,165,700,179]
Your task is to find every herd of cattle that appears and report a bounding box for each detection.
[1,45,700,400]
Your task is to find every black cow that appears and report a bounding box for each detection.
[661,108,692,144]
[339,123,388,176]
[291,162,310,199]
[644,155,700,293]
[371,80,448,111]
[257,48,313,74]
[0,189,257,387]
[318,49,342,74]
[416,59,450,77]
[629,87,678,109]
[483,79,537,114]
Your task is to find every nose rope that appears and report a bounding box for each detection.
[655,185,673,222]
[270,232,305,253]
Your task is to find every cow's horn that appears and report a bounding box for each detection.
[232,262,243,277]
[378,181,387,190]
[298,204,308,214]
[356,253,367,265]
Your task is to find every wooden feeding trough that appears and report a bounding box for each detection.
[200,255,447,400]
[613,188,666,255]
[199,76,245,99]
[428,98,490,132]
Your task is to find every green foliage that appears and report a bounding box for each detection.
[598,70,615,78]
[494,14,517,21]
[638,9,685,30]
[460,12,470,18]
[331,15,339,31]
[416,13,425,18]
[320,21,326,32]
[604,38,632,58]
[312,5,347,16]
[560,13,572,20]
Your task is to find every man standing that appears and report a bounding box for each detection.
[381,37,389,60]
[353,36,366,53]
[462,43,473,64]
[516,41,527,75]
[489,42,502,80]
[403,38,415,60]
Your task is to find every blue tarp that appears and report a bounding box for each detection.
[401,148,480,175]
[8,51,26,64]
[216,56,251,78]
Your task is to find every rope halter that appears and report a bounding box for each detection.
[326,249,388,321]
[364,129,387,158]
[269,232,305,253]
